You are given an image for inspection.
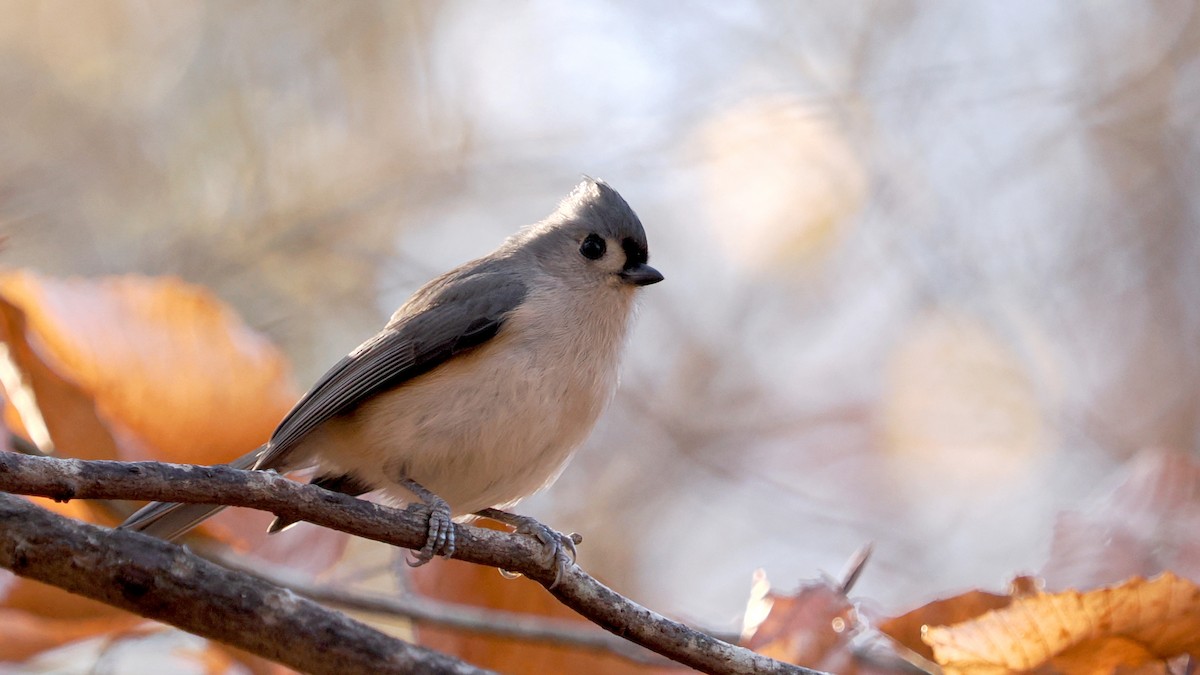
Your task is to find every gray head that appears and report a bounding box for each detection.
[511,179,663,289]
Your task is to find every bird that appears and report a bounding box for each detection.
[120,179,663,585]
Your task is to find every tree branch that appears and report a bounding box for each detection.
[0,491,487,675]
[0,451,822,675]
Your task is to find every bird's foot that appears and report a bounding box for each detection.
[399,479,455,566]
[475,508,581,588]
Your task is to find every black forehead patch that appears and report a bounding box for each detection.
[621,237,648,267]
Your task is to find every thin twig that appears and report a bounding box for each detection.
[0,452,823,675]
[212,551,676,668]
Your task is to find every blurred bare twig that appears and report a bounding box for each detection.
[210,549,677,667]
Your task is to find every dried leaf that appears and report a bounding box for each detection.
[0,271,297,464]
[0,272,349,667]
[741,570,857,665]
[741,569,915,674]
[924,572,1200,674]
[0,271,346,549]
[878,588,1013,660]
[0,291,123,461]
[0,609,144,662]
[1049,637,1161,674]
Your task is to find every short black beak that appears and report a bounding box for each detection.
[619,263,664,286]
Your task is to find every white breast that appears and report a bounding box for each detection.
[306,279,635,516]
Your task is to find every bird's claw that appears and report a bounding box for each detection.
[528,523,578,559]
[532,526,578,588]
[513,518,580,588]
[475,508,581,587]
[405,492,455,567]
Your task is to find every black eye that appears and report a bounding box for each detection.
[579,233,606,260]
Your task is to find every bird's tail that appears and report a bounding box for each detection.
[119,447,263,541]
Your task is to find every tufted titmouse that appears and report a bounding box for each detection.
[120,179,662,582]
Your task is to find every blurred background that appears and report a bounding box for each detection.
[3,0,1199,647]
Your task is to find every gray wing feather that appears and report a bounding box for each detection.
[254,266,527,470]
[120,263,526,541]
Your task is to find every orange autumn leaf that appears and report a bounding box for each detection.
[740,569,858,666]
[0,271,297,464]
[0,272,346,560]
[0,292,123,462]
[0,609,145,662]
[740,566,915,674]
[0,272,349,669]
[923,572,1200,674]
[2,571,129,626]
[877,587,1014,660]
